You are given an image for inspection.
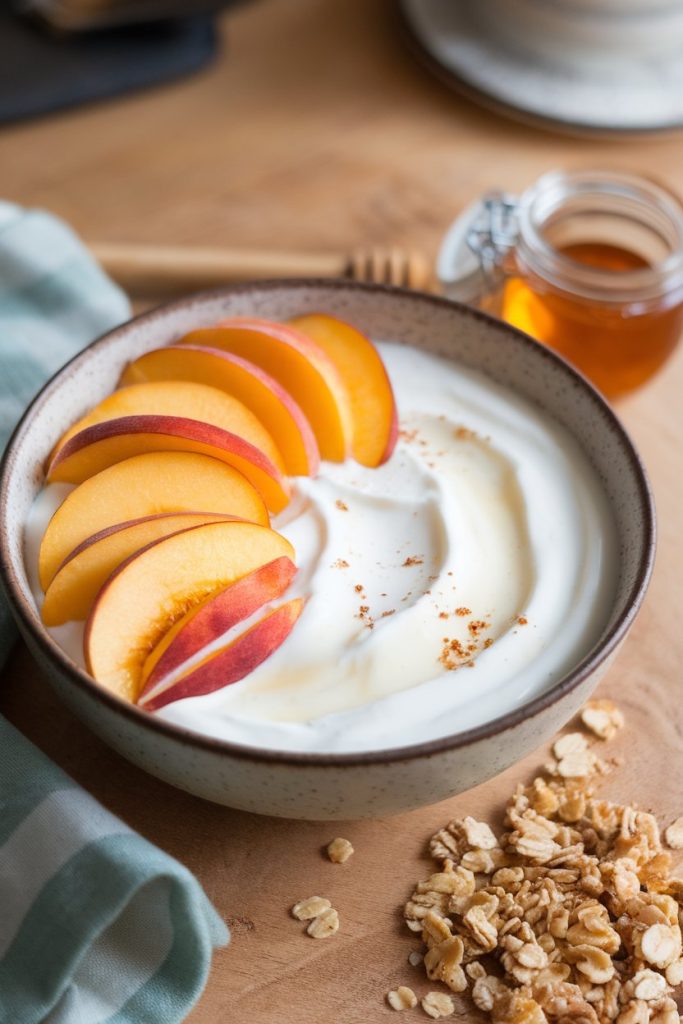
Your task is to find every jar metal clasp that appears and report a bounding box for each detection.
[466,191,520,283]
[437,191,519,310]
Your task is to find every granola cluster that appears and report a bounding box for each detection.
[401,700,683,1023]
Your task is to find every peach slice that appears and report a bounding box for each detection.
[84,520,295,702]
[38,451,268,591]
[42,512,237,626]
[289,313,398,467]
[52,379,285,473]
[140,555,297,693]
[120,346,320,477]
[139,598,304,712]
[177,319,353,461]
[46,415,290,514]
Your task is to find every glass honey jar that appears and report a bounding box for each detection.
[438,170,683,399]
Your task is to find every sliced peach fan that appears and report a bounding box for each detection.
[119,345,320,478]
[46,415,291,514]
[38,451,269,591]
[84,519,295,703]
[139,598,305,712]
[37,310,403,707]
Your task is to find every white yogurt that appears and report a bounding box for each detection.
[26,342,617,753]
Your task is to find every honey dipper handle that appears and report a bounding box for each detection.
[90,242,348,295]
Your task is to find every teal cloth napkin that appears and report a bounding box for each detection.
[0,202,229,1023]
[0,199,129,667]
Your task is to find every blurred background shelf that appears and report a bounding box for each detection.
[17,0,230,32]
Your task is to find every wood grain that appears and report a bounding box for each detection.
[1,0,682,1020]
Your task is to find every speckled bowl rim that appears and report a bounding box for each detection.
[0,280,656,767]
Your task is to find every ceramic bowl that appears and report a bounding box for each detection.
[0,281,655,820]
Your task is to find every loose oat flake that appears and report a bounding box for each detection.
[307,907,339,938]
[640,923,681,968]
[291,896,331,921]
[581,699,625,741]
[387,986,418,1010]
[665,817,683,850]
[400,700,683,1024]
[327,837,354,863]
[421,991,455,1018]
[552,731,588,759]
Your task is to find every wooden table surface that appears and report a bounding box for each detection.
[1,1,683,1020]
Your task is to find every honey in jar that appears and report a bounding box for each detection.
[439,171,683,399]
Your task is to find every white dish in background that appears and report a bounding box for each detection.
[399,0,683,135]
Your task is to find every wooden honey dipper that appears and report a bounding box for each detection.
[90,242,433,296]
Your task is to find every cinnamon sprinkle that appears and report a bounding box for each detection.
[335,499,349,512]
[356,603,375,630]
[331,559,349,569]
[455,606,471,617]
[468,619,489,638]
[398,428,419,443]
[439,637,468,671]
[402,556,424,567]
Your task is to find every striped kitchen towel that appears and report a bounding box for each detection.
[0,202,229,1022]
[0,717,229,1023]
[0,198,130,667]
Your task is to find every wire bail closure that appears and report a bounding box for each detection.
[466,191,520,289]
[437,191,519,308]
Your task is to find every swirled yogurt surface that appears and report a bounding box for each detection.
[26,342,617,753]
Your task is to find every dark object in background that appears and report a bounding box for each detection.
[16,0,230,32]
[0,0,243,123]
